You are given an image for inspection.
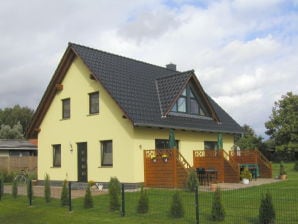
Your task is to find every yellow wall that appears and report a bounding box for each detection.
[38,56,134,183]
[38,56,236,184]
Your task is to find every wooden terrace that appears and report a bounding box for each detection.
[144,149,272,188]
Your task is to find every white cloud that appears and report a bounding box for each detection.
[0,0,297,138]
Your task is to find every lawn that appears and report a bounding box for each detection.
[0,162,297,224]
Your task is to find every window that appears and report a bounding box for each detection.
[204,141,217,150]
[89,92,99,114]
[53,144,61,167]
[62,98,70,119]
[171,85,207,116]
[101,140,112,166]
[155,139,179,150]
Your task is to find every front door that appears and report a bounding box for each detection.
[77,142,87,182]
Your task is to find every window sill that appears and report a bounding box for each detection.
[50,166,61,168]
[87,113,99,117]
[60,118,70,121]
[98,166,113,168]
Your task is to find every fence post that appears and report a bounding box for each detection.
[121,183,125,217]
[68,181,72,212]
[195,185,199,224]
[0,177,2,201]
[28,179,32,206]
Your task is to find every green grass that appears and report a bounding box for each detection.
[0,162,298,224]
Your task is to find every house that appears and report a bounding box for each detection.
[27,43,244,186]
[0,139,37,172]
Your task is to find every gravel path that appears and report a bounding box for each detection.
[3,185,107,199]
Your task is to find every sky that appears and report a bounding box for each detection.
[0,0,297,138]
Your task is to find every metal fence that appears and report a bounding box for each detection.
[1,181,297,224]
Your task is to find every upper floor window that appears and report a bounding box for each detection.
[204,141,218,150]
[89,92,99,114]
[155,139,179,150]
[52,144,61,167]
[171,85,207,116]
[62,98,70,119]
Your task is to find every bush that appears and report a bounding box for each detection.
[0,170,15,183]
[44,173,51,203]
[108,177,120,211]
[137,186,149,214]
[170,191,184,218]
[294,161,298,171]
[84,184,94,209]
[60,179,69,206]
[186,169,199,192]
[279,161,287,175]
[12,179,18,198]
[259,191,275,224]
[211,187,225,221]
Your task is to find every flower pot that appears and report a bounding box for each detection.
[280,174,287,180]
[242,178,249,184]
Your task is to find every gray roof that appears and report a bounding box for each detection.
[0,140,37,151]
[27,43,243,137]
[70,43,242,134]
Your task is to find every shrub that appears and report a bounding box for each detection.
[259,191,275,224]
[211,187,225,221]
[186,169,199,192]
[170,191,184,218]
[294,161,298,171]
[137,186,149,214]
[12,179,18,198]
[279,161,287,175]
[44,173,51,203]
[108,177,120,211]
[84,184,94,209]
[60,179,69,206]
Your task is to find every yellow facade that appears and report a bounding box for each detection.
[38,56,236,184]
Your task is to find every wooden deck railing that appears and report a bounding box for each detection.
[176,151,193,170]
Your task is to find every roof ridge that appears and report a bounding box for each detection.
[156,69,194,81]
[69,42,180,73]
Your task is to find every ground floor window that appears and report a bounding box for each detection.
[101,140,112,166]
[204,141,218,150]
[155,139,179,150]
[52,144,61,167]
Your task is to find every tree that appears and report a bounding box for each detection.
[211,187,225,221]
[265,92,298,152]
[84,184,94,209]
[259,191,275,224]
[0,105,34,138]
[0,122,24,139]
[44,173,51,203]
[136,186,149,214]
[235,124,263,150]
[108,177,120,211]
[60,180,69,206]
[170,191,184,218]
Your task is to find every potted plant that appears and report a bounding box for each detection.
[151,154,157,163]
[240,167,252,184]
[279,161,287,180]
[161,154,168,163]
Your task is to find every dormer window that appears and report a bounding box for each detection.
[171,85,207,116]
